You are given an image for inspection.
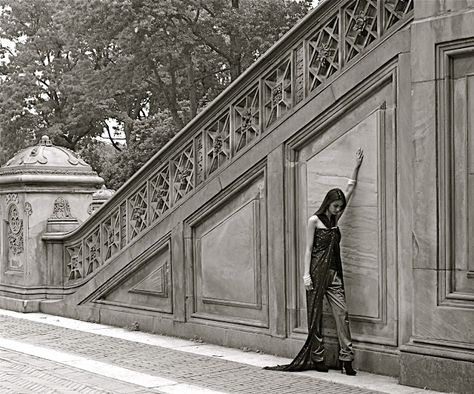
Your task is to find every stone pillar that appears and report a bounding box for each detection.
[88,185,115,215]
[0,136,103,310]
[400,1,474,393]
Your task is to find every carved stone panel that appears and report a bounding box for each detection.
[50,197,74,219]
[263,56,293,128]
[84,226,101,276]
[294,44,305,104]
[66,242,83,281]
[200,201,260,306]
[100,242,172,313]
[149,164,171,222]
[439,46,474,304]
[7,203,24,270]
[307,14,340,92]
[383,0,413,31]
[171,143,195,204]
[233,85,261,153]
[295,93,397,346]
[205,112,231,176]
[304,114,380,320]
[190,174,268,328]
[102,209,121,262]
[343,0,378,63]
[128,184,148,240]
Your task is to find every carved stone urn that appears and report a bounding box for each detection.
[0,136,103,307]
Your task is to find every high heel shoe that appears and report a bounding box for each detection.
[314,361,329,373]
[341,361,357,376]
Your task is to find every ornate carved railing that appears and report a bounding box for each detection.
[62,0,413,284]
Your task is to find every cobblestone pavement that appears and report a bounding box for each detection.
[0,347,157,394]
[0,310,435,394]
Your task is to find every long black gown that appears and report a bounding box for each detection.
[264,214,343,371]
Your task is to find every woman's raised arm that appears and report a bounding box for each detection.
[344,148,364,203]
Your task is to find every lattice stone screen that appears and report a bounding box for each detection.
[63,0,413,284]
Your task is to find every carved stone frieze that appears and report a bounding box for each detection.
[205,112,231,175]
[129,185,148,240]
[7,204,24,264]
[353,10,371,32]
[66,243,83,281]
[212,135,224,154]
[264,57,292,127]
[384,0,413,30]
[295,44,305,104]
[150,164,171,222]
[172,143,194,204]
[271,83,283,106]
[308,14,339,91]
[234,86,260,153]
[316,44,336,66]
[5,193,19,205]
[0,169,93,176]
[50,197,74,220]
[195,133,205,185]
[24,202,32,216]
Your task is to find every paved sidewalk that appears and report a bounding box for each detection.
[0,309,441,394]
[0,347,156,394]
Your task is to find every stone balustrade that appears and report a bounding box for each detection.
[58,0,414,284]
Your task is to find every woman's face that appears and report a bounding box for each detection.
[328,199,344,216]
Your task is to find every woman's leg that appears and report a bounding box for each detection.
[306,287,325,363]
[325,270,354,362]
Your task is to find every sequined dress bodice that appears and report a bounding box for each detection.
[311,214,342,273]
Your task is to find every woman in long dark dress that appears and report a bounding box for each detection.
[265,148,364,375]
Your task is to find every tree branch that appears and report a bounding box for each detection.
[104,122,122,151]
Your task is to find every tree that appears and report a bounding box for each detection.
[0,0,312,188]
[100,111,177,190]
[0,0,114,150]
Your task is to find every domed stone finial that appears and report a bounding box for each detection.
[88,185,116,215]
[39,135,53,146]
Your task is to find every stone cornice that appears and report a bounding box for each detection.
[0,174,104,187]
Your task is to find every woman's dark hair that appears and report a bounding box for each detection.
[315,188,347,216]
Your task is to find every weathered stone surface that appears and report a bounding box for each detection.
[413,269,474,344]
[190,175,268,327]
[396,52,415,347]
[305,112,379,319]
[200,201,258,304]
[266,146,287,337]
[415,0,474,20]
[400,350,474,394]
[411,80,438,270]
[101,243,172,313]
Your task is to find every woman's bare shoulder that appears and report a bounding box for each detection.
[308,215,320,226]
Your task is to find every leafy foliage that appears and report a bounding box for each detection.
[0,0,312,188]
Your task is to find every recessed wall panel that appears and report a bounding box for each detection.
[99,242,172,313]
[190,174,268,327]
[304,112,380,319]
[444,53,474,300]
[293,80,398,346]
[200,201,259,306]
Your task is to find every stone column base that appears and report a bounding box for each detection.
[400,343,474,394]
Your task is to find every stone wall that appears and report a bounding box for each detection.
[3,1,474,392]
[399,2,474,393]
[41,16,413,378]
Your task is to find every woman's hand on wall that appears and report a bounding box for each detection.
[355,147,364,168]
[303,272,313,291]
